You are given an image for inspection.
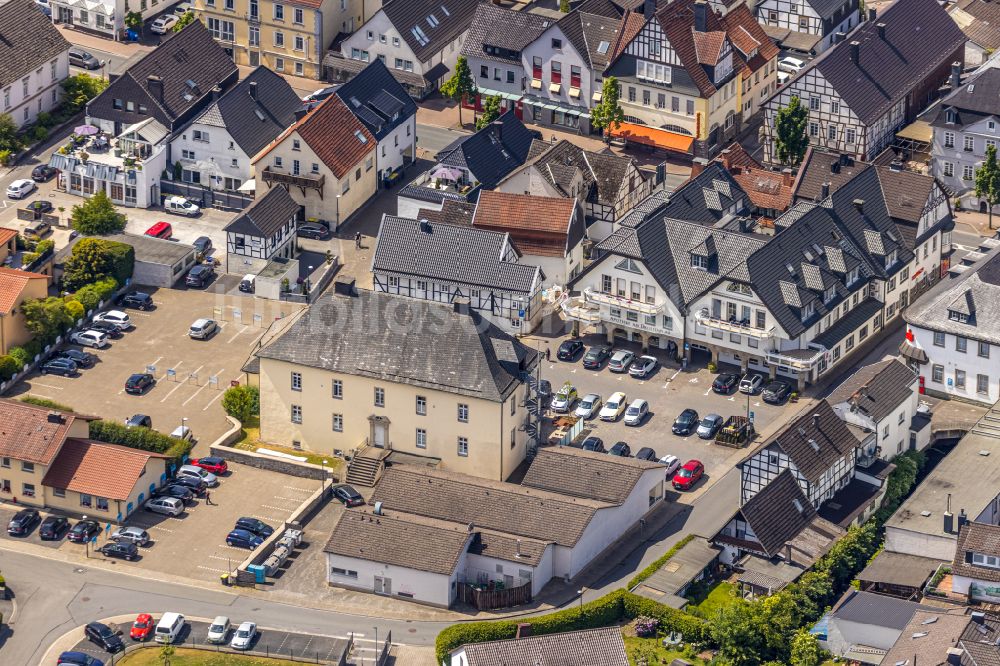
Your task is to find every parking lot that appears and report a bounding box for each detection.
[10,288,301,448]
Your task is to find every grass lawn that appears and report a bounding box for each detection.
[231,417,344,470]
[119,647,302,666]
[624,636,707,666]
[684,581,739,620]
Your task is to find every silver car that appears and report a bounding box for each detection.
[189,318,218,340]
[144,496,184,516]
[206,616,230,644]
[697,414,724,439]
[111,526,150,546]
[575,393,602,419]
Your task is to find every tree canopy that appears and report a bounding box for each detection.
[70,190,126,236]
[590,77,625,139]
[440,56,477,127]
[976,143,1000,229]
[476,95,502,130]
[774,96,809,166]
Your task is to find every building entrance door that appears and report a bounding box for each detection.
[374,575,391,595]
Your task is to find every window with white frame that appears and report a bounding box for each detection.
[332,379,342,398]
[374,387,385,407]
[457,403,469,422]
[291,404,302,423]
[973,553,1000,568]
[636,60,671,84]
[416,428,427,448]
[416,395,426,415]
[457,437,469,456]
[332,414,343,431]
[291,371,302,391]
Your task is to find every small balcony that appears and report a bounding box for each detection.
[560,296,602,323]
[765,345,826,370]
[695,308,772,336]
[260,167,325,195]
[583,287,662,315]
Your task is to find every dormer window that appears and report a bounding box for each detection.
[946,109,957,124]
[949,310,969,323]
[824,286,835,303]
[845,267,859,286]
[691,254,709,270]
[973,553,1000,568]
[802,301,815,322]
[885,250,898,270]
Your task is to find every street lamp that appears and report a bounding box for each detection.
[578,588,585,610]
[374,626,379,666]
[334,194,341,232]
[82,515,90,558]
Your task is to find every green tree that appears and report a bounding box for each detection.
[64,300,85,322]
[159,638,175,666]
[559,0,571,11]
[440,55,477,127]
[590,77,625,141]
[222,385,260,422]
[124,10,143,31]
[976,143,1000,229]
[22,297,73,343]
[0,355,19,381]
[70,190,126,236]
[711,598,766,666]
[173,10,197,31]
[476,95,503,130]
[0,113,21,154]
[60,74,108,115]
[774,96,810,166]
[62,238,134,291]
[790,629,823,666]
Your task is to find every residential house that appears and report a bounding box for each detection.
[762,0,965,163]
[396,110,534,218]
[192,0,367,79]
[882,610,1000,666]
[460,2,550,117]
[949,0,1000,67]
[252,94,376,230]
[754,0,860,55]
[712,144,795,221]
[171,66,303,193]
[952,522,1000,603]
[328,0,478,99]
[472,190,585,286]
[519,0,623,134]
[0,228,16,265]
[333,58,417,185]
[817,590,937,665]
[254,286,540,482]
[371,215,544,335]
[0,268,49,356]
[448,627,629,666]
[223,185,299,276]
[0,0,71,129]
[324,448,666,607]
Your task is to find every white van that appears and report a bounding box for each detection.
[238,274,256,293]
[154,612,185,644]
[163,195,200,216]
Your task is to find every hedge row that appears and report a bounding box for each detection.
[89,420,192,460]
[19,396,75,412]
[628,533,695,589]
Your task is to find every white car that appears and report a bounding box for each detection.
[94,310,133,330]
[177,463,218,487]
[145,496,184,516]
[575,393,602,419]
[777,71,790,87]
[6,179,35,199]
[206,616,230,644]
[189,318,218,339]
[659,455,681,477]
[550,384,577,413]
[163,195,200,216]
[230,621,257,650]
[624,398,649,426]
[739,373,763,394]
[599,391,627,421]
[173,1,192,14]
[150,13,179,34]
[70,330,109,348]
[778,56,805,74]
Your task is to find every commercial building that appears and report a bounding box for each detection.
[55,233,197,289]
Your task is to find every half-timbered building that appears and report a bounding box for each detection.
[754,0,860,55]
[223,185,299,275]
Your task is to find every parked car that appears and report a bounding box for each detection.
[35,0,51,15]
[712,373,739,394]
[762,380,792,404]
[94,310,132,330]
[672,460,705,490]
[125,373,156,395]
[40,358,78,376]
[580,436,605,452]
[56,349,96,368]
[145,496,184,516]
[624,398,649,426]
[6,179,36,199]
[163,195,200,216]
[154,483,195,503]
[634,447,657,461]
[739,373,764,394]
[629,355,658,378]
[39,515,69,540]
[671,408,700,436]
[189,318,218,339]
[239,274,256,293]
[778,56,805,74]
[31,164,57,182]
[150,13,179,34]
[697,414,724,439]
[777,70,790,87]
[192,236,213,255]
[608,441,631,457]
[226,528,264,549]
[230,621,257,650]
[574,393,602,419]
[659,454,681,477]
[206,616,231,644]
[85,622,125,652]
[332,484,365,507]
[144,221,173,239]
[24,220,51,239]
[118,292,154,310]
[235,517,274,538]
[68,47,101,69]
[550,383,578,413]
[297,223,330,240]
[68,519,100,543]
[178,463,218,487]
[100,541,139,561]
[111,526,150,546]
[186,264,215,288]
[87,320,124,338]
[125,414,152,428]
[582,345,611,369]
[130,613,154,641]
[608,350,635,373]
[58,651,104,666]
[70,330,109,349]
[191,456,228,474]
[556,339,584,360]
[599,391,627,421]
[302,86,338,102]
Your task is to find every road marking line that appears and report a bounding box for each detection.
[202,389,225,411]
[196,565,229,573]
[147,526,174,533]
[226,326,248,344]
[208,555,233,561]
[160,364,202,402]
[31,382,65,390]
[284,486,314,493]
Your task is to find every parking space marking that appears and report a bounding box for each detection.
[157,360,184,381]
[208,554,234,561]
[31,382,65,390]
[181,367,225,406]
[160,364,203,402]
[202,388,226,411]
[284,486,314,493]
[253,515,284,522]
[262,504,294,512]
[272,496,307,502]
[226,325,249,344]
[197,564,229,573]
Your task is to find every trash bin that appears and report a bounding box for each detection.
[220,573,230,586]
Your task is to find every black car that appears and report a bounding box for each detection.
[154,483,195,503]
[557,339,584,361]
[40,358,77,376]
[7,508,40,535]
[68,519,100,543]
[235,517,274,538]
[332,484,365,507]
[172,475,206,494]
[712,373,739,394]
[56,349,96,368]
[580,436,605,452]
[39,515,69,540]
[185,264,215,288]
[31,164,57,182]
[125,373,155,395]
[125,414,152,428]
[28,200,53,214]
[118,292,154,310]
[99,541,139,561]
[672,409,700,436]
[609,441,631,457]
[297,223,330,240]
[88,320,124,339]
[85,622,125,652]
[762,380,793,404]
[193,236,212,254]
[634,447,657,461]
[582,345,611,369]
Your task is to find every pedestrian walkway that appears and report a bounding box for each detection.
[954,209,1000,238]
[56,24,153,59]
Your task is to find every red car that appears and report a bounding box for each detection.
[672,460,704,491]
[130,613,154,641]
[191,456,228,475]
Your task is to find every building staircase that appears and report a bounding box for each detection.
[346,443,387,487]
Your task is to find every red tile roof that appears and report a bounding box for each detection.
[0,266,47,313]
[473,191,578,258]
[611,9,646,61]
[0,227,17,248]
[42,439,167,501]
[714,143,793,212]
[0,400,85,465]
[719,5,779,79]
[692,30,727,65]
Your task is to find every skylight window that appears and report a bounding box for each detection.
[440,4,449,16]
[354,129,368,143]
[185,79,197,89]
[254,109,265,121]
[427,14,439,27]
[597,40,610,54]
[411,25,430,46]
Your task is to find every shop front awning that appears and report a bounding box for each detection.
[476,87,521,102]
[609,121,694,154]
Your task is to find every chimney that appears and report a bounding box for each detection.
[249,81,258,100]
[782,167,793,188]
[947,648,965,666]
[211,86,222,101]
[876,22,886,39]
[831,161,841,174]
[492,119,503,141]
[454,297,471,316]
[333,279,357,297]
[516,623,532,639]
[785,543,793,565]
[849,41,860,66]
[720,148,732,171]
[853,199,864,213]
[834,31,846,44]
[867,7,876,20]
[691,156,709,177]
[419,218,432,233]
[821,182,830,198]
[943,511,954,534]
[889,160,903,172]
[812,413,820,429]
[958,508,968,530]
[951,61,962,89]
[643,0,657,17]
[147,75,164,102]
[840,152,851,166]
[47,411,64,424]
[694,0,707,32]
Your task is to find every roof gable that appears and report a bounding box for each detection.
[333,59,417,141]
[0,400,80,465]
[439,111,535,188]
[521,447,662,504]
[0,266,48,313]
[224,185,298,238]
[41,438,165,501]
[737,469,818,556]
[758,401,857,484]
[381,0,479,63]
[0,0,71,88]
[461,3,552,63]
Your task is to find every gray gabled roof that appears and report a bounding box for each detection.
[928,67,1000,129]
[827,359,917,423]
[735,469,819,557]
[831,589,937,631]
[224,186,298,238]
[459,627,629,666]
[460,2,552,63]
[333,59,417,142]
[0,0,70,88]
[382,0,479,63]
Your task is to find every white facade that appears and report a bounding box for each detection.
[326,552,461,607]
[933,114,1000,210]
[171,121,254,192]
[520,24,593,132]
[831,380,920,462]
[51,0,162,39]
[2,50,69,129]
[373,113,416,181]
[909,325,1000,406]
[755,0,859,54]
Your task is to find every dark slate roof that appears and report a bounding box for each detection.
[954,522,1000,583]
[737,469,819,557]
[224,186,298,238]
[953,0,1000,51]
[0,0,71,88]
[927,67,1000,129]
[372,215,540,293]
[256,289,538,403]
[520,139,639,205]
[522,446,662,505]
[827,359,917,423]
[810,0,965,126]
[459,627,629,666]
[875,166,938,227]
[650,162,748,226]
[194,66,302,158]
[791,149,868,204]
[382,0,479,63]
[555,8,623,71]
[333,59,416,142]
[617,190,671,228]
[806,0,852,20]
[831,590,936,631]
[461,3,552,63]
[416,199,476,227]
[439,110,535,188]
